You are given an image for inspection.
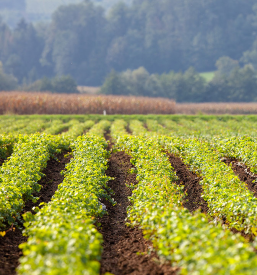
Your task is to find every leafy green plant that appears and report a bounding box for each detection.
[18,134,112,275]
[159,135,257,235]
[114,134,257,274]
[0,134,68,229]
[87,120,111,137]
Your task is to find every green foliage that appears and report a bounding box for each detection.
[0,134,67,229]
[214,136,257,175]
[0,134,16,159]
[61,120,95,139]
[159,136,257,235]
[0,61,17,91]
[0,0,256,93]
[110,119,128,140]
[101,67,207,102]
[199,72,215,82]
[87,120,111,137]
[113,133,257,274]
[3,117,257,273]
[43,120,74,135]
[129,120,147,135]
[205,64,257,102]
[101,70,127,95]
[215,57,239,76]
[18,135,111,275]
[51,75,78,94]
[24,75,79,94]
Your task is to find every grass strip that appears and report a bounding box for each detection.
[61,120,94,139]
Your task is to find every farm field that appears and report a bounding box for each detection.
[4,92,257,115]
[2,115,257,274]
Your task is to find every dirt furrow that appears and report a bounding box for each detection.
[167,153,209,213]
[98,151,177,275]
[222,158,257,197]
[0,158,4,166]
[0,151,71,275]
[126,123,132,134]
[167,153,257,242]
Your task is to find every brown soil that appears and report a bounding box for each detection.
[222,158,257,197]
[143,122,149,131]
[0,152,71,275]
[167,153,256,242]
[104,130,113,151]
[126,123,132,134]
[98,151,178,275]
[167,153,209,213]
[0,158,4,166]
[59,127,69,134]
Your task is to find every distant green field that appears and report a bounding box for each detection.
[200,71,216,82]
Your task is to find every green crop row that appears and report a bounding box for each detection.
[87,120,111,137]
[0,134,68,230]
[113,134,257,274]
[160,118,257,138]
[43,119,72,135]
[0,119,32,134]
[61,120,94,139]
[212,136,257,174]
[18,135,112,275]
[110,119,128,141]
[17,119,48,134]
[146,119,170,135]
[129,120,147,135]
[0,134,16,159]
[159,136,257,235]
[0,118,16,132]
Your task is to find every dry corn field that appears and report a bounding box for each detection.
[0,92,175,115]
[176,102,257,114]
[1,92,257,114]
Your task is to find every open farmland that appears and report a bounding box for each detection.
[2,115,257,274]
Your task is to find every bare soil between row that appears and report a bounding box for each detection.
[168,152,257,242]
[98,151,177,275]
[222,158,257,197]
[0,152,71,275]
[167,153,209,214]
[0,158,5,167]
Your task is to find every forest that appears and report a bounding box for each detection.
[1,0,257,102]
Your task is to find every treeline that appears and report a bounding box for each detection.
[1,0,257,101]
[101,58,257,102]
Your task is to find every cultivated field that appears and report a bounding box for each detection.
[1,115,257,274]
